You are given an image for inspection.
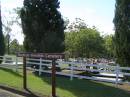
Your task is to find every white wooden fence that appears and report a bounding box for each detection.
[0,55,22,71]
[26,58,130,85]
[0,55,130,85]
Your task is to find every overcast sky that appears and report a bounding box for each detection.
[1,0,115,44]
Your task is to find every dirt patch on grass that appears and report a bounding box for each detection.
[117,83,130,92]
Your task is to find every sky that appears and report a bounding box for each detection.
[1,0,116,44]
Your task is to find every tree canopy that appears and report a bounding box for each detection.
[65,19,105,58]
[20,0,65,53]
[113,0,130,66]
[0,6,5,58]
[103,35,114,58]
[65,28,104,58]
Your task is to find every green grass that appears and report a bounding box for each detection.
[0,67,23,89]
[0,67,130,97]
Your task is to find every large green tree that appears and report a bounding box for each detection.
[0,2,5,58]
[65,28,104,58]
[65,18,104,58]
[9,39,24,54]
[20,0,65,53]
[113,0,130,66]
[103,35,114,58]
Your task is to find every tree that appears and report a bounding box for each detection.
[68,18,87,32]
[65,32,78,57]
[65,18,104,58]
[65,28,104,58]
[3,22,12,54]
[0,2,5,60]
[20,0,65,53]
[4,34,10,54]
[113,0,130,66]
[9,39,24,54]
[2,9,21,54]
[103,35,114,58]
[12,7,22,27]
[63,17,69,30]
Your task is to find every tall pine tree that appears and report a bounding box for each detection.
[114,0,130,66]
[20,0,65,53]
[0,1,5,59]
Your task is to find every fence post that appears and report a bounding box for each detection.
[3,56,5,63]
[15,56,18,72]
[70,64,73,80]
[39,58,42,76]
[81,61,84,69]
[23,56,27,89]
[115,64,119,87]
[52,59,56,97]
[79,61,83,79]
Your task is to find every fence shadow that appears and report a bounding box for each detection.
[36,73,130,97]
[0,85,41,97]
[0,67,22,77]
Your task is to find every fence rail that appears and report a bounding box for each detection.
[0,55,22,71]
[0,56,130,85]
[26,58,130,85]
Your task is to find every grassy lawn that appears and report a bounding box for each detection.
[0,67,130,97]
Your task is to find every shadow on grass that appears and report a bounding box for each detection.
[0,85,41,97]
[35,72,130,97]
[0,67,22,77]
